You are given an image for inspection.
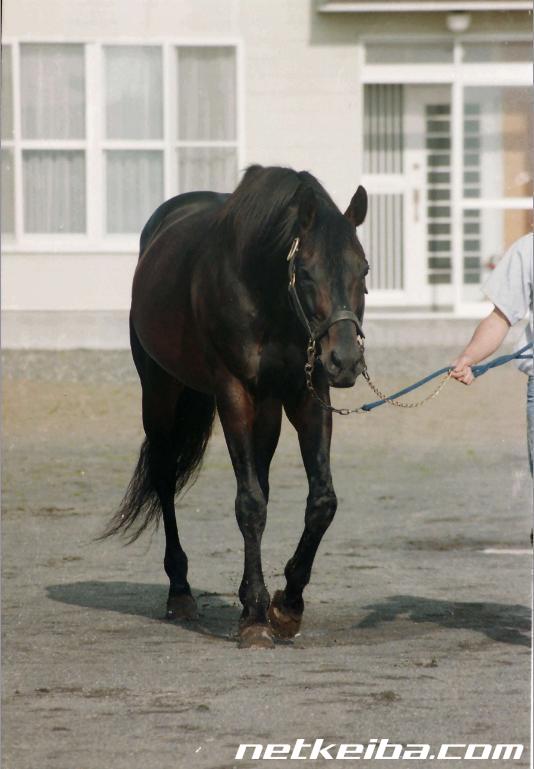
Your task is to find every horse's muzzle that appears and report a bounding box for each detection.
[325,349,365,388]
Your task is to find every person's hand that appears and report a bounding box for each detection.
[451,355,475,385]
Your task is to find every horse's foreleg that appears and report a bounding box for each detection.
[253,397,283,504]
[269,392,336,639]
[217,383,280,649]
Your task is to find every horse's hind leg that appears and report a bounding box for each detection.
[268,392,336,639]
[110,323,215,619]
[139,372,199,621]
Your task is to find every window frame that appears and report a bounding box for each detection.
[1,44,16,237]
[2,37,243,253]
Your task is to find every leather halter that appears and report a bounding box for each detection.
[286,237,365,343]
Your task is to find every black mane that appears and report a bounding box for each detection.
[216,165,338,260]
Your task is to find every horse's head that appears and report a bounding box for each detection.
[291,183,369,388]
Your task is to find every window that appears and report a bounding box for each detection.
[460,85,533,300]
[177,47,238,193]
[463,86,533,200]
[462,41,533,63]
[2,46,15,234]
[365,42,453,64]
[21,44,86,234]
[362,84,404,291]
[1,148,15,234]
[104,46,164,234]
[463,207,533,286]
[1,41,240,245]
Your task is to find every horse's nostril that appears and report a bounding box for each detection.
[330,349,362,373]
[330,349,342,370]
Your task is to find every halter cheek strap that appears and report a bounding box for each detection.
[286,237,365,342]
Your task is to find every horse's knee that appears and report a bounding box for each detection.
[235,488,267,534]
[305,487,337,533]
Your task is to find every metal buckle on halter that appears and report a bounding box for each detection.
[287,237,300,262]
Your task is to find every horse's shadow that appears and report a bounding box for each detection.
[356,594,531,647]
[47,582,531,647]
[46,581,241,641]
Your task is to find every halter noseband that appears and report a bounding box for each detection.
[286,237,365,343]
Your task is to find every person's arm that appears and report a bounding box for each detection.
[451,306,511,385]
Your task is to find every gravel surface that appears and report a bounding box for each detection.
[2,348,532,769]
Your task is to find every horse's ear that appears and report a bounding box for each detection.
[297,185,316,232]
[240,164,264,187]
[344,185,368,228]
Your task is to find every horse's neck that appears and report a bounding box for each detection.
[241,243,291,305]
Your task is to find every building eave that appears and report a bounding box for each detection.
[319,2,532,11]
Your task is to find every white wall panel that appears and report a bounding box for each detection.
[1,253,137,310]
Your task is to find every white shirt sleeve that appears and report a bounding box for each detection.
[483,234,533,326]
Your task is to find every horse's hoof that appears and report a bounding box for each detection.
[238,623,275,650]
[268,590,303,639]
[166,593,199,621]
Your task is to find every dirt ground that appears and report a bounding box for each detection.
[2,347,532,769]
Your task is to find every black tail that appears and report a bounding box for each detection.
[100,388,216,543]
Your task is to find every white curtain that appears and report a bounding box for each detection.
[23,151,85,233]
[106,151,163,233]
[20,44,85,233]
[20,44,85,139]
[105,46,163,140]
[1,149,14,233]
[178,147,237,193]
[177,47,236,141]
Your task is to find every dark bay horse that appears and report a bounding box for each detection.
[104,165,369,648]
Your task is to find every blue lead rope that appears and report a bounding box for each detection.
[361,341,533,412]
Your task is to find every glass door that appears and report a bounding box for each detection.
[404,85,454,308]
[361,39,532,314]
[459,85,533,307]
[362,84,454,308]
[361,84,407,302]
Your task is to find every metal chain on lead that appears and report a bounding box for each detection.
[304,337,452,415]
[361,368,453,409]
